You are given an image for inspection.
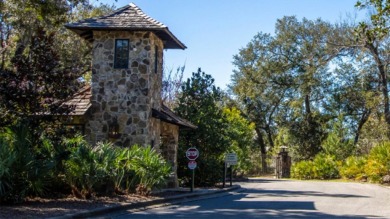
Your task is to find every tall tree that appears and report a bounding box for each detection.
[232,16,338,161]
[231,32,288,171]
[0,28,80,127]
[175,68,229,186]
[355,0,390,135]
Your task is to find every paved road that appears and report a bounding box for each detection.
[109,178,390,219]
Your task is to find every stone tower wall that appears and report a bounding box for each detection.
[85,30,163,147]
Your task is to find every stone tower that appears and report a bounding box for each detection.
[65,3,188,148]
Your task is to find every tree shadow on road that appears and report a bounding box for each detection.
[122,189,378,219]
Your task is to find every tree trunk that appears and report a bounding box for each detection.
[354,110,371,145]
[265,125,274,148]
[255,128,267,174]
[365,42,390,135]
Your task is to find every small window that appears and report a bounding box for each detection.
[154,45,159,74]
[114,39,129,69]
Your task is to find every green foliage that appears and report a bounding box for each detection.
[289,115,326,160]
[356,0,390,38]
[223,107,256,175]
[176,68,229,186]
[322,132,354,160]
[339,156,367,180]
[322,117,355,160]
[293,141,390,183]
[312,153,340,179]
[129,145,171,195]
[291,153,339,180]
[64,139,171,198]
[0,129,16,200]
[0,27,81,127]
[0,124,53,204]
[364,141,390,182]
[291,160,314,180]
[64,137,101,198]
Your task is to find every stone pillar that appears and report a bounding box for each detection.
[275,147,291,178]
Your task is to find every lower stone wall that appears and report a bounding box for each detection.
[160,122,179,188]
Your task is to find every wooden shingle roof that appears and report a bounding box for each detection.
[63,86,92,116]
[152,105,197,130]
[65,3,186,49]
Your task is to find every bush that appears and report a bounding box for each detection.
[64,139,120,198]
[365,142,390,183]
[291,160,314,180]
[312,153,339,179]
[64,140,171,198]
[0,129,16,201]
[339,156,367,180]
[0,124,53,204]
[129,145,171,195]
[291,153,339,180]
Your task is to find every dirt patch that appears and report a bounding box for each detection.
[0,194,163,219]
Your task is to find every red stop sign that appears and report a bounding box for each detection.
[186,148,199,160]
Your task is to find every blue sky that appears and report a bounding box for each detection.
[98,0,365,90]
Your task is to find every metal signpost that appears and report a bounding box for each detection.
[224,153,237,187]
[186,148,199,192]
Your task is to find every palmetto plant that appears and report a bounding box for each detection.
[0,128,16,200]
[64,137,99,198]
[129,145,171,195]
[112,147,137,193]
[0,123,53,203]
[365,141,390,183]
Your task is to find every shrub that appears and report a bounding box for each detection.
[291,160,314,180]
[112,147,137,193]
[291,153,339,180]
[322,132,354,161]
[63,139,121,198]
[365,142,390,183]
[0,129,16,201]
[64,137,98,198]
[0,124,53,204]
[63,140,171,198]
[312,153,339,179]
[339,156,367,180]
[129,145,171,195]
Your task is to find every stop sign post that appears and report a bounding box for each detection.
[186,147,199,192]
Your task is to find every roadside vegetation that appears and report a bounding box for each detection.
[0,124,171,203]
[1,0,390,205]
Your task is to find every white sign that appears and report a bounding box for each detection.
[225,153,238,165]
[188,160,197,170]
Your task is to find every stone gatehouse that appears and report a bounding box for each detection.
[65,3,196,187]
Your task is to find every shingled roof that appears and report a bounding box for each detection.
[62,86,92,116]
[65,3,186,49]
[152,105,197,130]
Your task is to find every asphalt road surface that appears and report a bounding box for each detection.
[109,178,390,219]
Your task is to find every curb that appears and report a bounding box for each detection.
[50,185,241,219]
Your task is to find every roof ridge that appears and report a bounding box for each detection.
[129,2,166,28]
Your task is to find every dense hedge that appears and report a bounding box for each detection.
[291,153,339,180]
[292,142,390,183]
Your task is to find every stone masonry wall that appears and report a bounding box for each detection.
[160,122,180,188]
[85,30,163,147]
